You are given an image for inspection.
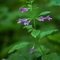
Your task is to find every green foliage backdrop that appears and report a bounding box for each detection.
[0,0,60,60]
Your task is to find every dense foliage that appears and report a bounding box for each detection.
[0,0,60,60]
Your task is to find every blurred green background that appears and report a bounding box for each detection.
[0,0,60,60]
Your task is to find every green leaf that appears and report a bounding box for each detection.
[47,0,60,6]
[30,0,35,3]
[34,45,49,57]
[31,29,40,38]
[40,29,58,39]
[48,34,60,43]
[23,25,33,29]
[28,29,33,32]
[39,11,51,16]
[28,4,32,8]
[7,53,26,60]
[41,53,60,60]
[8,42,29,53]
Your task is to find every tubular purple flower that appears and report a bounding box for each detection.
[45,15,52,20]
[17,18,30,25]
[30,46,34,53]
[19,8,27,13]
[17,18,24,23]
[24,20,30,25]
[38,16,45,21]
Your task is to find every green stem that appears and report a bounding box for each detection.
[37,39,44,55]
[34,19,36,29]
[29,0,44,56]
[22,54,29,60]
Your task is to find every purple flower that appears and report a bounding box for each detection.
[30,46,34,53]
[38,16,45,21]
[19,8,27,13]
[17,18,30,25]
[24,20,30,25]
[45,15,52,20]
[17,18,24,23]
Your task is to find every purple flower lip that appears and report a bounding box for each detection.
[17,18,24,23]
[19,8,27,13]
[38,15,52,22]
[30,46,34,53]
[38,16,45,21]
[24,20,30,25]
[17,18,30,25]
[45,15,52,20]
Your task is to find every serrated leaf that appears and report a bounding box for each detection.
[39,11,51,16]
[40,29,58,39]
[34,45,49,57]
[31,29,40,38]
[23,25,33,29]
[8,42,29,53]
[41,53,60,60]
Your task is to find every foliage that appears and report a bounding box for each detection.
[0,0,60,60]
[41,53,60,60]
[8,42,29,53]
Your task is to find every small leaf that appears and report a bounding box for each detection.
[41,53,60,60]
[8,42,29,53]
[28,4,32,8]
[23,25,33,29]
[31,29,40,38]
[30,0,35,3]
[28,29,33,32]
[39,11,51,16]
[40,29,58,39]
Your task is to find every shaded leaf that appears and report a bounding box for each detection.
[8,42,29,53]
[34,45,49,57]
[41,53,60,60]
[48,34,60,43]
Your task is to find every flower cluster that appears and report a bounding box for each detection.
[18,8,52,25]
[17,18,30,25]
[38,15,52,21]
[17,8,30,25]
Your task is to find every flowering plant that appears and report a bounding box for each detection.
[8,0,60,60]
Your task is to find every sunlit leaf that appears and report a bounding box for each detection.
[39,11,51,16]
[48,0,60,6]
[23,25,33,29]
[31,29,40,38]
[28,29,33,32]
[40,29,58,39]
